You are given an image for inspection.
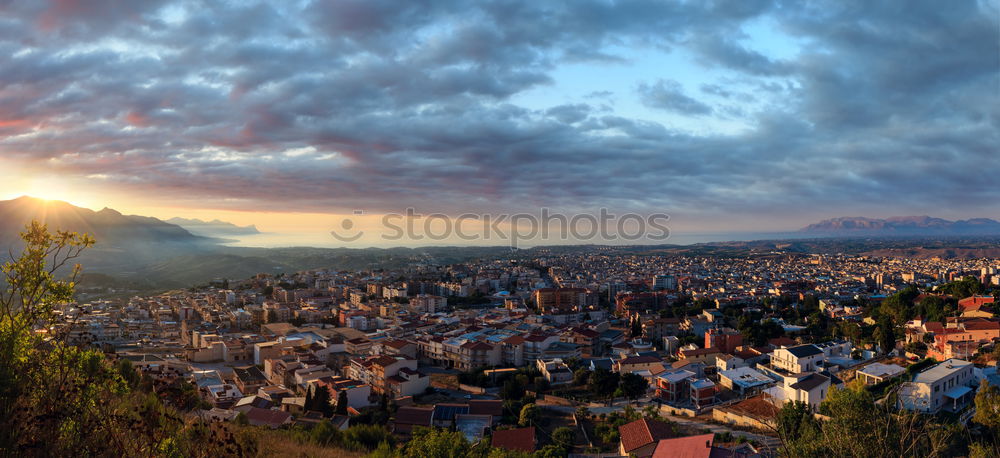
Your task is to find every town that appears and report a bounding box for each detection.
[59,249,1000,457]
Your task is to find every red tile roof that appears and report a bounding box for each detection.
[245,407,291,428]
[492,427,535,452]
[619,355,662,365]
[384,339,413,349]
[680,347,720,357]
[768,337,796,347]
[503,335,526,345]
[959,296,995,309]
[924,322,946,333]
[619,418,676,453]
[461,341,494,351]
[468,400,502,416]
[394,406,434,426]
[651,434,714,458]
[371,355,401,367]
[963,320,999,331]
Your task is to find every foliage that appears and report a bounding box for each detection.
[619,372,648,402]
[518,403,539,427]
[402,427,469,458]
[914,295,951,323]
[588,368,620,403]
[551,427,575,449]
[905,358,937,375]
[458,369,490,387]
[738,317,785,346]
[341,424,394,451]
[533,445,566,458]
[0,222,255,456]
[336,390,350,415]
[307,385,334,417]
[877,285,919,324]
[775,401,823,456]
[937,276,984,299]
[873,317,896,355]
[972,378,1000,450]
[776,381,962,457]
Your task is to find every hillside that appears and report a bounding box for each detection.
[0,196,211,246]
[802,216,1000,236]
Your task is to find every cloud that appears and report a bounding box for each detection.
[636,79,714,115]
[0,0,995,226]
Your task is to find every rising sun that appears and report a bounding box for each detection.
[6,178,94,208]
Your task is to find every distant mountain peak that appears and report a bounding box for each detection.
[0,196,210,247]
[97,207,123,216]
[802,216,1000,235]
[166,217,260,237]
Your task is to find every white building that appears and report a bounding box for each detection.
[898,359,976,413]
[856,363,906,385]
[719,367,775,396]
[764,372,835,410]
[771,344,824,374]
[536,359,573,385]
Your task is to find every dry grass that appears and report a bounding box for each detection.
[252,430,367,458]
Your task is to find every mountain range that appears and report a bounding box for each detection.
[166,217,260,238]
[3,197,1000,294]
[801,216,1000,235]
[0,197,506,291]
[0,196,209,245]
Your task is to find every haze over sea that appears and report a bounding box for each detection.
[221,231,815,249]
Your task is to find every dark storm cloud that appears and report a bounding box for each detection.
[0,0,996,221]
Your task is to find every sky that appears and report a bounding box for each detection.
[0,0,998,247]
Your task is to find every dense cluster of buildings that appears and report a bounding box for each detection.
[51,249,1000,453]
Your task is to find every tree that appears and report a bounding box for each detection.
[535,444,568,458]
[916,295,947,323]
[340,424,394,451]
[874,318,896,355]
[552,427,575,450]
[336,390,349,415]
[778,381,962,457]
[589,369,619,404]
[0,222,258,456]
[115,358,141,388]
[402,427,469,458]
[775,401,822,456]
[619,373,649,404]
[500,379,525,400]
[533,376,550,393]
[630,318,643,338]
[311,386,333,417]
[836,321,862,343]
[518,403,539,427]
[572,368,591,386]
[938,276,984,299]
[741,319,785,346]
[973,378,1000,449]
